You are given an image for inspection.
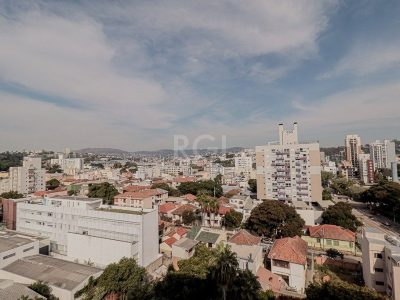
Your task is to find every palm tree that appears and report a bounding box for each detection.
[209,245,239,300]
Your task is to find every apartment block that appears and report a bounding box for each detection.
[358,153,374,184]
[50,154,84,175]
[256,123,322,202]
[345,135,362,169]
[361,227,400,299]
[370,140,397,170]
[16,196,159,268]
[8,156,45,195]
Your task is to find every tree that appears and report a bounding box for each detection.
[87,182,119,205]
[152,183,181,197]
[0,151,24,171]
[75,258,153,300]
[0,190,24,199]
[248,179,257,193]
[47,164,62,174]
[330,177,354,197]
[321,171,334,188]
[198,194,219,214]
[223,210,243,229]
[182,210,196,225]
[326,248,344,259]
[178,180,222,198]
[322,188,333,200]
[245,200,305,238]
[306,281,386,300]
[113,162,123,169]
[321,202,361,231]
[228,269,263,300]
[46,178,60,190]
[209,246,239,300]
[29,281,58,300]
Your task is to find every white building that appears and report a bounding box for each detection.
[322,161,337,175]
[234,154,253,177]
[16,196,159,268]
[9,156,45,195]
[51,154,84,175]
[361,227,400,299]
[358,153,374,184]
[256,123,323,203]
[345,134,362,169]
[370,140,397,170]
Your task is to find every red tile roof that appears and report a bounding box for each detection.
[123,185,149,192]
[268,236,307,265]
[159,203,177,214]
[173,177,196,183]
[115,188,167,200]
[218,205,232,215]
[163,237,177,247]
[257,266,286,293]
[228,229,261,246]
[184,194,197,202]
[308,224,355,242]
[171,204,197,216]
[167,227,188,238]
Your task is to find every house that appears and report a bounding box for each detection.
[170,204,197,223]
[228,229,261,246]
[201,204,233,228]
[171,176,196,188]
[172,237,199,260]
[159,203,178,219]
[114,188,168,209]
[268,236,308,294]
[227,242,264,275]
[160,237,178,256]
[186,226,227,248]
[302,224,356,253]
[256,267,288,294]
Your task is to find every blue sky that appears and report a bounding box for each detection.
[0,0,399,151]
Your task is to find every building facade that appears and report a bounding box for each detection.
[16,196,159,267]
[370,140,396,170]
[8,157,45,195]
[358,153,374,184]
[256,123,322,202]
[344,135,362,169]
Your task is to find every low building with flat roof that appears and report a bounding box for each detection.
[0,255,102,300]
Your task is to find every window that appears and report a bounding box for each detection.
[316,238,321,243]
[374,253,383,259]
[273,259,289,269]
[3,253,16,260]
[375,281,384,286]
[349,242,354,248]
[23,246,34,252]
[326,239,332,246]
[333,240,339,246]
[374,268,384,273]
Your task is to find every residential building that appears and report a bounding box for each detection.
[186,226,227,248]
[9,156,45,195]
[358,153,374,184]
[302,224,356,253]
[361,227,400,299]
[50,154,84,175]
[2,198,26,230]
[256,122,323,203]
[113,188,168,209]
[268,236,308,293]
[234,153,253,177]
[370,140,397,170]
[344,134,362,169]
[16,196,159,268]
[0,255,102,300]
[172,237,199,260]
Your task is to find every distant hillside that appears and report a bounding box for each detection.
[75,148,131,155]
[133,147,244,156]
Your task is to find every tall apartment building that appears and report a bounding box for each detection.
[345,135,362,169]
[358,153,374,184]
[9,156,45,195]
[234,153,253,177]
[50,154,84,175]
[361,227,400,299]
[16,196,159,268]
[370,140,396,170]
[256,123,322,202]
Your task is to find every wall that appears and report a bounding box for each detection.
[0,240,39,269]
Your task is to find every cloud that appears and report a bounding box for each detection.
[319,41,400,78]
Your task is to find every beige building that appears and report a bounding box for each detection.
[361,227,400,299]
[256,123,322,202]
[345,134,362,169]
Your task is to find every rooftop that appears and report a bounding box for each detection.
[228,229,261,246]
[48,195,102,202]
[96,207,145,215]
[0,280,44,300]
[173,237,199,250]
[307,224,355,242]
[268,236,308,265]
[3,255,102,291]
[0,230,45,253]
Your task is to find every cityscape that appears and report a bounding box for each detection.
[1,1,400,300]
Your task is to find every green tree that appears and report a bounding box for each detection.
[330,177,353,196]
[87,182,119,205]
[75,258,153,300]
[0,190,24,199]
[223,210,243,229]
[306,281,386,300]
[326,248,344,259]
[245,200,305,238]
[228,269,263,300]
[209,246,239,300]
[178,180,222,198]
[29,281,58,300]
[323,188,333,200]
[321,202,361,231]
[46,178,60,190]
[321,171,334,188]
[198,194,219,214]
[177,244,218,279]
[248,179,257,193]
[47,164,62,174]
[182,210,196,225]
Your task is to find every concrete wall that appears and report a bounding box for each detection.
[0,240,39,269]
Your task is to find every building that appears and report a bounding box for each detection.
[256,123,323,203]
[234,153,253,177]
[302,224,356,253]
[268,236,308,293]
[2,198,26,230]
[361,227,400,299]
[0,255,102,300]
[0,229,49,269]
[16,196,159,268]
[370,140,397,170]
[8,156,45,195]
[50,154,84,175]
[0,279,44,300]
[113,188,168,209]
[344,134,362,169]
[358,153,374,184]
[172,237,199,260]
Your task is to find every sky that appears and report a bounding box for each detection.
[0,0,400,152]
